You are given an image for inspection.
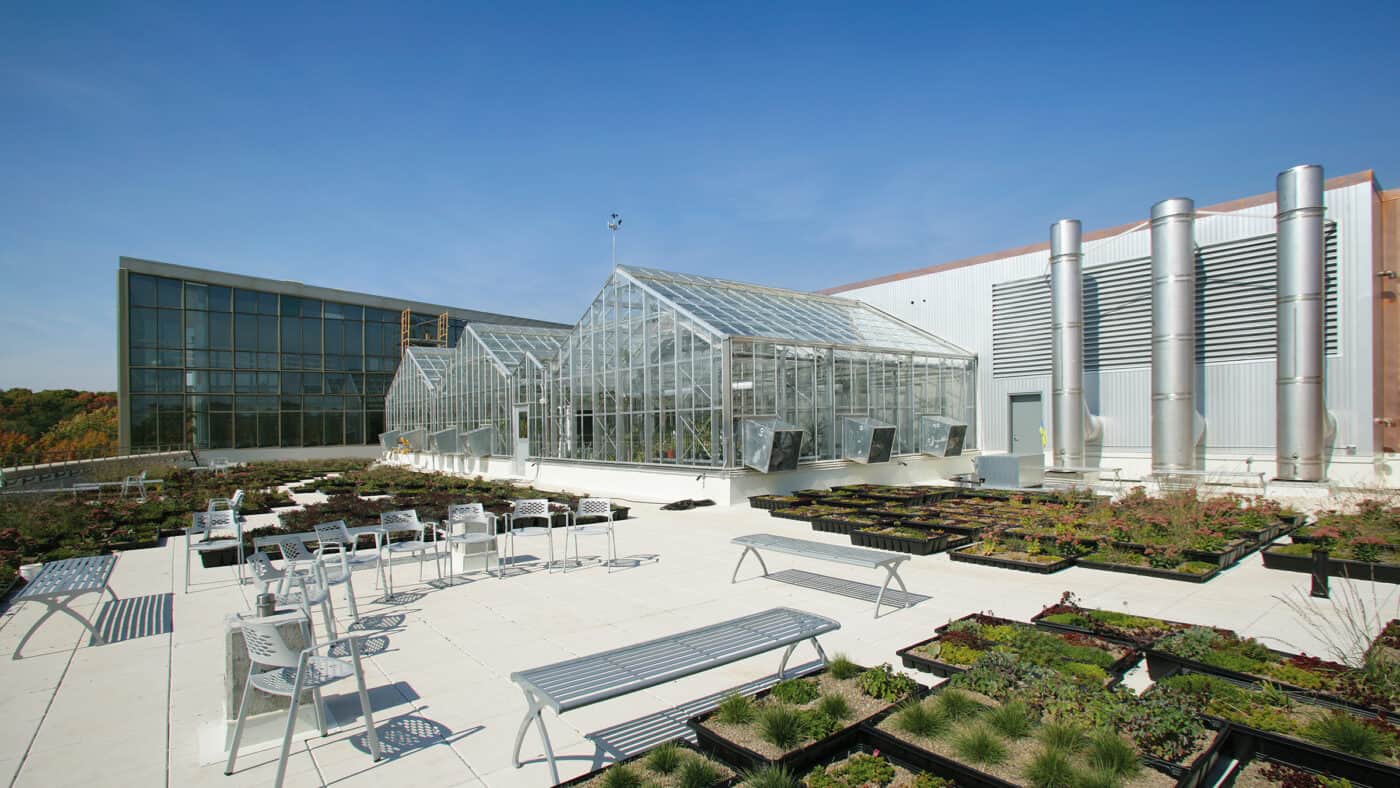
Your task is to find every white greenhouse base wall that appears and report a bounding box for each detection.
[382,452,978,505]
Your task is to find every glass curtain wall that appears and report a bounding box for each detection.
[126,270,425,451]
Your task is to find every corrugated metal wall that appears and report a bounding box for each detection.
[837,180,1378,458]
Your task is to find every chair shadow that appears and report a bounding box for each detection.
[578,661,825,769]
[349,613,406,632]
[327,634,392,659]
[345,713,481,759]
[760,569,929,617]
[374,591,427,606]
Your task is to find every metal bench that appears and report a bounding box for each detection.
[731,533,914,618]
[12,555,118,658]
[510,606,838,784]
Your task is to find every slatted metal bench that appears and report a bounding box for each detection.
[731,533,914,618]
[12,554,119,658]
[510,606,838,784]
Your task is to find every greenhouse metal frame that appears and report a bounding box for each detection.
[384,265,977,471]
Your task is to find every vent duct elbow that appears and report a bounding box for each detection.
[1050,219,1094,467]
[1276,164,1329,481]
[1150,198,1201,472]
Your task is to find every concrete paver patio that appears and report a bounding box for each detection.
[1,497,1396,787]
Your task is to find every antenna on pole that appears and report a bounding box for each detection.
[607,213,622,266]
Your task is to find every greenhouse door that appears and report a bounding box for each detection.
[1009,393,1042,456]
[513,406,529,476]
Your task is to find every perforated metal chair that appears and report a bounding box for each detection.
[313,521,363,621]
[379,510,438,594]
[247,552,286,595]
[505,499,556,572]
[225,613,382,788]
[184,509,243,593]
[272,537,338,639]
[439,503,500,581]
[565,498,619,572]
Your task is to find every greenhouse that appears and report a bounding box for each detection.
[439,323,571,457]
[384,265,977,472]
[382,346,453,450]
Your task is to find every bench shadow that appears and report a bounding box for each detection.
[91,592,174,645]
[761,569,929,616]
[579,660,825,769]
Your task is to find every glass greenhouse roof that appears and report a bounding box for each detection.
[618,266,972,357]
[466,323,571,372]
[403,346,455,390]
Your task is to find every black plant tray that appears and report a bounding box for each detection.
[1139,725,1235,788]
[1106,539,1251,568]
[1076,557,1221,583]
[1261,547,1400,585]
[1212,713,1400,787]
[894,633,972,677]
[1030,606,1236,649]
[1145,649,1400,724]
[198,546,241,568]
[850,529,947,556]
[806,738,969,787]
[769,509,821,522]
[948,546,1075,574]
[557,739,737,787]
[917,519,982,536]
[860,724,1017,788]
[687,667,900,774]
[748,496,799,511]
[811,516,858,535]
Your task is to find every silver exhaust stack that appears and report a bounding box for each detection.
[1050,219,1088,467]
[1150,198,1200,471]
[1276,165,1328,481]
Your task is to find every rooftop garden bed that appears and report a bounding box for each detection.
[690,659,919,774]
[851,526,951,556]
[1147,627,1400,721]
[812,513,889,536]
[1077,548,1221,583]
[948,533,1078,574]
[796,744,961,788]
[1154,672,1400,783]
[751,495,804,511]
[770,504,857,523]
[897,614,1137,686]
[868,668,1220,788]
[559,739,735,787]
[1031,592,1236,649]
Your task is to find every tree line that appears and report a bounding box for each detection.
[0,389,118,467]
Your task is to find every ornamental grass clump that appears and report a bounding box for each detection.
[742,765,799,788]
[816,693,852,721]
[1301,712,1400,760]
[934,688,985,722]
[1024,748,1077,788]
[677,758,723,788]
[1036,722,1088,753]
[1086,731,1140,778]
[986,701,1036,739]
[952,725,1007,765]
[894,698,948,738]
[827,654,861,680]
[645,741,683,774]
[756,705,805,750]
[599,764,643,788]
[715,694,755,725]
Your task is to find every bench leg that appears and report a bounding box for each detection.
[730,546,770,583]
[777,635,829,677]
[512,687,559,785]
[873,563,910,618]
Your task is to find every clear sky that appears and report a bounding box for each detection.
[2,1,1396,390]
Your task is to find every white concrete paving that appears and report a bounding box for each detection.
[0,499,1397,787]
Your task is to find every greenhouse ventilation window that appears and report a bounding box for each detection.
[429,427,462,454]
[378,430,403,451]
[740,417,804,473]
[918,415,967,457]
[841,416,896,464]
[401,428,427,452]
[464,426,494,457]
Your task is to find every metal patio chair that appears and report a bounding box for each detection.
[379,510,438,594]
[313,521,364,622]
[184,509,243,593]
[439,503,500,581]
[225,613,382,788]
[271,537,338,639]
[505,499,556,572]
[247,551,287,595]
[565,497,619,572]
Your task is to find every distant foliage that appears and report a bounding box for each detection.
[0,389,118,464]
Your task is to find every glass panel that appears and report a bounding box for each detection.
[185,283,209,310]
[185,310,209,348]
[209,313,232,350]
[156,278,182,308]
[128,274,157,307]
[235,314,259,350]
[130,307,158,348]
[157,309,182,348]
[300,317,321,353]
[207,285,232,312]
[280,413,302,446]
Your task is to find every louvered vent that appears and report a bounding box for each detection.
[992,226,1338,378]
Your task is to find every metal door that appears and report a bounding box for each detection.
[513,406,529,476]
[1009,393,1043,456]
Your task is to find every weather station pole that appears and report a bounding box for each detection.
[608,213,622,266]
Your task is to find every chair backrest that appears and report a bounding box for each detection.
[207,508,238,534]
[576,498,612,517]
[274,536,315,564]
[231,489,245,511]
[248,552,283,582]
[314,521,349,554]
[447,503,486,522]
[190,511,211,535]
[513,499,551,519]
[239,616,304,669]
[138,469,148,482]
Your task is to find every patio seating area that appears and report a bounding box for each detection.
[1,481,1396,787]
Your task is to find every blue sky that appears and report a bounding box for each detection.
[2,1,1396,390]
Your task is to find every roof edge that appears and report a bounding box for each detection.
[820,169,1376,295]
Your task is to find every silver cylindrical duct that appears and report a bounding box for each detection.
[1050,219,1085,467]
[1276,164,1327,481]
[1151,198,1197,471]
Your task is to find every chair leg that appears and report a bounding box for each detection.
[272,665,308,788]
[224,667,256,775]
[350,638,382,761]
[343,573,360,622]
[312,687,328,737]
[184,538,191,594]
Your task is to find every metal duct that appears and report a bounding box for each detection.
[1050,219,1086,467]
[1150,198,1199,471]
[1276,164,1328,481]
